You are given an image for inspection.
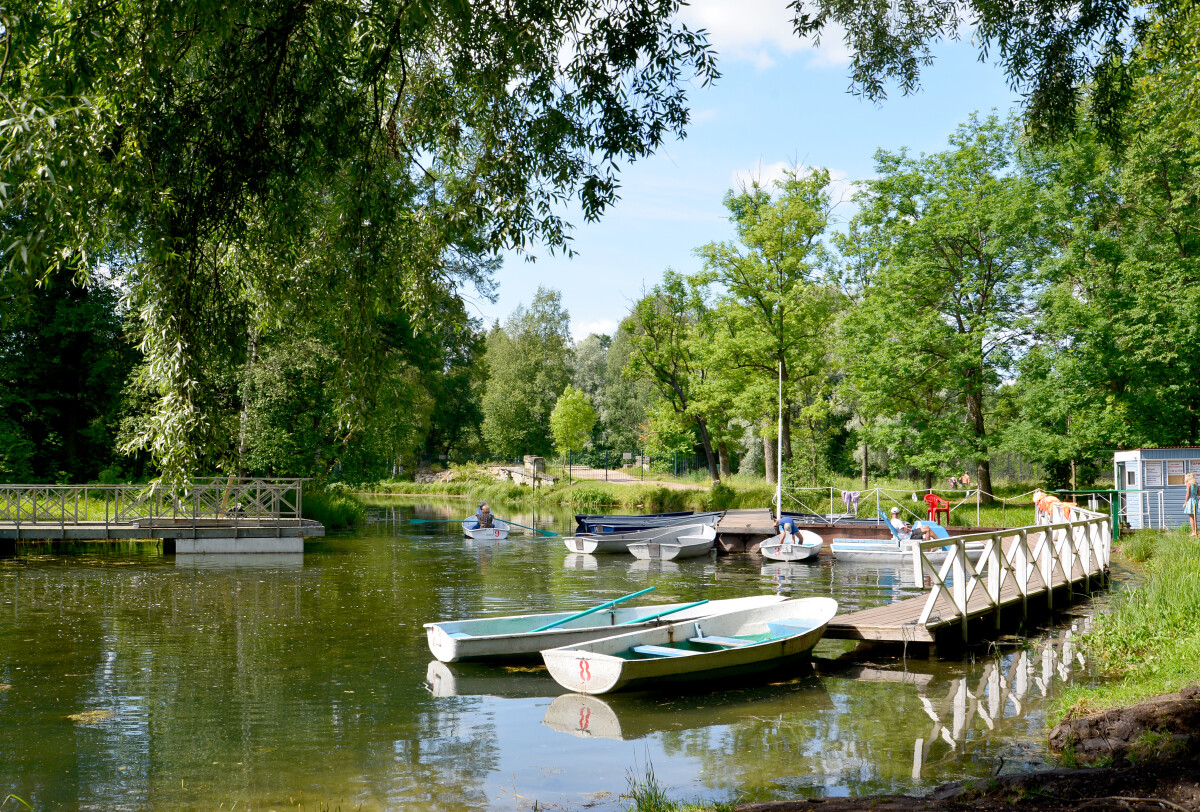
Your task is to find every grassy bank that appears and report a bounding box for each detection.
[1056,528,1200,720]
[301,484,368,529]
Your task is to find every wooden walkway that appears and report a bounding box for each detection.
[826,532,1104,644]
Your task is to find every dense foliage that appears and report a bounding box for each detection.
[5,2,1200,487]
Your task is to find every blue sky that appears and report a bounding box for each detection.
[467,2,1022,339]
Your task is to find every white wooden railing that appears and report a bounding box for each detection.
[911,504,1111,642]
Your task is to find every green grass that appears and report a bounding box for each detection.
[624,763,735,812]
[301,486,367,530]
[1054,529,1200,722]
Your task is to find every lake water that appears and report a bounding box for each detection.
[0,498,1119,811]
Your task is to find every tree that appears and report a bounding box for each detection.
[837,115,1045,500]
[549,386,598,458]
[480,288,573,458]
[623,272,721,480]
[0,267,137,482]
[694,168,841,485]
[0,1,717,479]
[788,0,1147,144]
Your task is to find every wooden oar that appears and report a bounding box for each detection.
[529,587,656,632]
[494,517,558,537]
[619,598,709,625]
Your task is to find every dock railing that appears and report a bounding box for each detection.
[911,504,1111,642]
[0,479,306,535]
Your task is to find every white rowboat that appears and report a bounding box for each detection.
[562,521,715,555]
[425,594,786,662]
[628,533,715,561]
[759,529,823,562]
[541,597,838,694]
[462,518,510,540]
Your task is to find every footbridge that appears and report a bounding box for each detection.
[0,479,324,553]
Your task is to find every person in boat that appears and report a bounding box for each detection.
[889,507,934,542]
[777,517,800,543]
[475,501,494,529]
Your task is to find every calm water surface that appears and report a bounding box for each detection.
[0,498,1117,810]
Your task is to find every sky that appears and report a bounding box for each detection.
[466,1,1023,340]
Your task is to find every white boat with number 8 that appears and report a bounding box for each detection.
[541,597,838,694]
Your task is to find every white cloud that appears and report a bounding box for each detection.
[572,318,620,342]
[679,1,851,69]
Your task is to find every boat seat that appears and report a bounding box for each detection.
[630,644,698,658]
[448,632,471,639]
[766,620,813,637]
[689,635,750,647]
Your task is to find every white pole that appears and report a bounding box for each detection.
[775,359,783,522]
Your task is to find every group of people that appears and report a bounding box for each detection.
[948,471,972,490]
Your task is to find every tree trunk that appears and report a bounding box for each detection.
[781,405,793,464]
[764,432,778,486]
[237,327,259,478]
[696,418,720,483]
[925,470,933,491]
[977,459,994,503]
[861,441,869,490]
[718,443,732,480]
[964,383,994,505]
[1070,458,1077,491]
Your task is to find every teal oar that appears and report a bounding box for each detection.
[494,517,558,537]
[530,587,656,632]
[620,599,709,625]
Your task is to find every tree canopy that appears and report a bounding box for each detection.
[0,0,716,479]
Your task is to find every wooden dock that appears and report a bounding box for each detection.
[826,517,1110,647]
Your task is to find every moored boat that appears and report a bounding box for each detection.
[561,520,716,555]
[758,529,823,562]
[575,511,723,534]
[424,592,786,662]
[541,597,838,694]
[628,528,716,561]
[462,518,510,540]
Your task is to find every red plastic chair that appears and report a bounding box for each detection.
[923,493,950,524]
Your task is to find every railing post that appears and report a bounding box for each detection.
[953,542,968,643]
[988,533,1002,630]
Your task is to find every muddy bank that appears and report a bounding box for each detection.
[736,686,1200,811]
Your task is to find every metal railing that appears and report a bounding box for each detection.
[910,504,1111,642]
[0,479,306,534]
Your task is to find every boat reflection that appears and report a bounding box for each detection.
[425,660,566,699]
[626,558,680,576]
[543,672,833,740]
[562,553,599,571]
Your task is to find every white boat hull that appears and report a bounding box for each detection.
[462,519,510,539]
[627,530,716,561]
[541,597,838,694]
[759,529,823,562]
[562,522,715,555]
[424,594,786,662]
[831,537,984,563]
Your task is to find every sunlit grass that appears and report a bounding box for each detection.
[1055,528,1200,722]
